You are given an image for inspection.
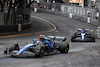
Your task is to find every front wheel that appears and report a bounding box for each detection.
[39,47,44,57]
[35,47,44,57]
[9,44,20,52]
[4,43,20,54]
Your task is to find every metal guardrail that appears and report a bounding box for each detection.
[95,3,100,38]
[96,27,100,38]
[36,2,96,19]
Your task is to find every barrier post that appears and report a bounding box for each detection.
[16,15,21,32]
[87,17,90,23]
[34,7,37,12]
[18,23,21,32]
[96,27,100,38]
[87,11,91,23]
[69,9,72,18]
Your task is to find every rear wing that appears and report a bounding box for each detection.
[77,29,91,32]
[77,29,89,31]
[48,36,66,41]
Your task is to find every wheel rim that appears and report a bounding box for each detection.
[65,44,69,53]
[40,48,44,57]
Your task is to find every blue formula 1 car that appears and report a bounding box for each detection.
[71,29,95,42]
[4,36,69,57]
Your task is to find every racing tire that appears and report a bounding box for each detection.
[71,33,76,42]
[90,32,95,42]
[35,47,44,57]
[39,47,44,57]
[4,43,19,54]
[65,44,69,53]
[9,43,20,53]
[59,43,69,53]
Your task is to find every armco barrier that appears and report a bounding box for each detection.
[96,3,100,27]
[72,14,98,26]
[0,22,32,33]
[38,9,98,26]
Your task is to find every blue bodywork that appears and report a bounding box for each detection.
[17,39,54,55]
[45,38,54,50]
[17,39,38,55]
[81,29,89,40]
[81,33,85,40]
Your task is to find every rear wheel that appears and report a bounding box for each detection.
[59,43,69,53]
[65,44,69,53]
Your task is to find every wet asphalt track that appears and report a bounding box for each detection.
[0,12,100,67]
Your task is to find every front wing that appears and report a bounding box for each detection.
[74,37,93,42]
[10,50,35,57]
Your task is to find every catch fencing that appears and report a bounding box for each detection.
[36,2,96,19]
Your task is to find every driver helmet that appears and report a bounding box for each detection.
[39,37,44,41]
[81,28,85,33]
[82,28,85,30]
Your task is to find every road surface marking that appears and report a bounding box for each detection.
[31,16,56,33]
[0,33,33,39]
[0,16,56,38]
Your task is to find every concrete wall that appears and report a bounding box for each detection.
[0,12,5,25]
[0,22,32,33]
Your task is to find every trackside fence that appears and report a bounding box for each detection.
[35,2,96,19]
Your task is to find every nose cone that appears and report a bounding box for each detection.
[81,33,85,40]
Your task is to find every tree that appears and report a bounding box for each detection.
[55,0,64,3]
[0,1,5,12]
